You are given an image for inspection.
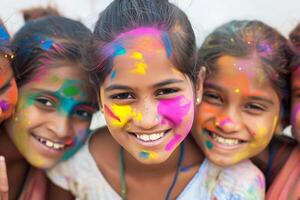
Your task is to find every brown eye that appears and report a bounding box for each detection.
[156,88,178,96]
[110,92,135,100]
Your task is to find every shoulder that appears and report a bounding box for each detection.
[214,160,265,200]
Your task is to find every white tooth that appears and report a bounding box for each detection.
[149,134,156,140]
[53,143,60,149]
[160,132,164,137]
[141,134,150,141]
[46,140,54,148]
[136,135,141,139]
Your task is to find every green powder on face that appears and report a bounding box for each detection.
[63,86,80,97]
[206,140,213,150]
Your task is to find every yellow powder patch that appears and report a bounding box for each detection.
[131,62,148,75]
[141,149,158,159]
[111,104,142,127]
[132,52,143,60]
[258,127,267,135]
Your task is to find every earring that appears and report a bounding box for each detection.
[196,97,201,105]
[100,107,104,114]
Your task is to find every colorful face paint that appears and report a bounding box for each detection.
[100,30,195,164]
[5,65,96,169]
[192,55,280,166]
[0,58,18,123]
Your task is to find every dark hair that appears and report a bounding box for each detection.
[11,16,92,87]
[86,0,197,92]
[198,20,290,126]
[288,23,300,71]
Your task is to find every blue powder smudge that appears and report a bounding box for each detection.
[162,32,172,58]
[112,42,126,57]
[111,70,117,80]
[139,151,149,159]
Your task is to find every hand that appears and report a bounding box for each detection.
[0,156,9,200]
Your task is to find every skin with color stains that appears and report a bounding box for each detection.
[0,57,18,123]
[4,62,96,169]
[100,29,195,164]
[192,55,280,166]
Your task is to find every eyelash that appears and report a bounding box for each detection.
[203,91,223,105]
[244,103,266,113]
[35,96,56,109]
[110,92,135,100]
[156,88,179,96]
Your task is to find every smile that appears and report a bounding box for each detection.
[129,129,171,143]
[204,129,245,146]
[32,134,70,151]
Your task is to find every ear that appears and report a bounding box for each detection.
[195,66,206,105]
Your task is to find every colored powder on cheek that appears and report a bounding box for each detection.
[0,100,10,111]
[257,127,267,135]
[162,32,172,58]
[139,150,158,159]
[61,129,90,161]
[165,134,182,152]
[63,86,80,97]
[158,96,191,126]
[205,140,213,150]
[111,70,117,80]
[104,105,121,122]
[110,104,137,127]
[219,118,232,127]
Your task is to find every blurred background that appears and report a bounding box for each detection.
[1,0,299,130]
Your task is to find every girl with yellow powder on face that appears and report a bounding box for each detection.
[0,16,97,200]
[47,0,209,199]
[191,20,290,199]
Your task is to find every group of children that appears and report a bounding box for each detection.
[0,0,299,199]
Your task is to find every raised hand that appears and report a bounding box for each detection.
[0,156,9,200]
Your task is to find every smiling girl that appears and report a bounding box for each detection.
[191,20,290,199]
[47,0,208,199]
[0,16,97,199]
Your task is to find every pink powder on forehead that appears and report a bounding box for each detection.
[157,95,191,126]
[116,27,162,40]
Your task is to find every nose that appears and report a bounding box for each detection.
[133,101,160,130]
[47,114,73,139]
[214,109,243,134]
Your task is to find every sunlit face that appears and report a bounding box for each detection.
[0,57,17,123]
[100,29,196,164]
[4,62,96,169]
[192,55,280,166]
[291,66,300,143]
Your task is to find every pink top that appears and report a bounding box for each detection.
[266,145,300,199]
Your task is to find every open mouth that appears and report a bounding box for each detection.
[129,129,171,143]
[31,133,71,151]
[204,129,246,146]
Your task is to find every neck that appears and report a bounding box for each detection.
[123,144,182,178]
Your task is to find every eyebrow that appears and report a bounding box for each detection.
[0,75,13,93]
[105,79,184,92]
[205,82,274,105]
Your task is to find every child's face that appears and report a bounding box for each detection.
[291,67,300,142]
[4,62,96,169]
[0,57,18,123]
[192,55,280,166]
[100,33,196,164]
